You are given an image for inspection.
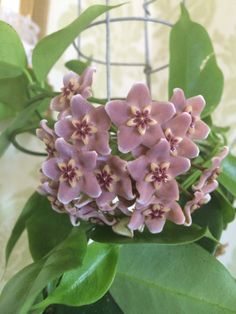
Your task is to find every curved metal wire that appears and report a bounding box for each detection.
[77,0,171,98]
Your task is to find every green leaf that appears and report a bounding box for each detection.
[32,4,121,81]
[65,59,91,75]
[0,20,27,68]
[0,102,14,121]
[111,244,236,314]
[193,198,223,254]
[169,4,223,117]
[214,190,235,228]
[219,153,236,198]
[0,228,87,314]
[54,292,123,314]
[26,197,72,261]
[91,222,207,245]
[0,74,29,109]
[0,61,23,79]
[33,243,119,310]
[5,192,45,264]
[0,95,50,156]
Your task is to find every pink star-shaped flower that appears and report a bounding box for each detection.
[105,83,175,153]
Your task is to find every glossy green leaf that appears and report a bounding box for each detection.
[0,102,14,121]
[54,292,123,314]
[219,153,236,198]
[0,228,87,314]
[5,192,45,264]
[193,196,224,254]
[0,61,23,79]
[0,95,50,156]
[0,74,29,109]
[169,4,223,117]
[65,59,91,75]
[26,197,72,261]
[214,190,235,227]
[91,222,207,245]
[32,4,121,81]
[33,243,119,310]
[0,20,27,68]
[111,244,236,314]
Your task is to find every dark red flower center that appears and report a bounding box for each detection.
[74,120,92,138]
[96,169,113,190]
[133,109,152,129]
[62,81,74,97]
[150,166,169,183]
[58,160,82,187]
[149,208,166,219]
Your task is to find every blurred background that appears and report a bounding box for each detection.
[0,0,236,288]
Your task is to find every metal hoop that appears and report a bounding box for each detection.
[76,0,172,99]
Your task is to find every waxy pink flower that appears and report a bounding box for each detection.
[70,202,116,226]
[55,95,111,156]
[127,139,190,204]
[170,88,210,140]
[128,197,185,233]
[36,120,57,158]
[105,83,175,153]
[193,146,229,193]
[50,68,95,116]
[95,155,134,206]
[163,112,199,158]
[184,191,211,226]
[42,138,101,204]
[184,147,229,226]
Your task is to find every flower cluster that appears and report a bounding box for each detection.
[37,68,226,236]
[184,146,229,226]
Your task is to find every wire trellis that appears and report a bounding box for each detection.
[74,0,173,101]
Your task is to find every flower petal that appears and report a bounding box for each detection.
[145,217,166,233]
[79,67,95,98]
[155,180,179,201]
[55,138,74,159]
[151,101,175,124]
[71,95,93,119]
[146,139,170,162]
[128,210,144,230]
[54,119,74,139]
[90,106,111,130]
[191,120,210,140]
[50,95,64,111]
[127,83,151,107]
[42,158,60,180]
[63,71,78,86]
[127,156,147,181]
[105,100,130,126]
[96,190,116,206]
[136,181,154,205]
[186,95,205,116]
[118,125,142,153]
[91,131,111,156]
[58,181,81,204]
[178,138,199,159]
[170,88,186,112]
[169,156,190,177]
[78,151,97,171]
[165,112,191,137]
[142,124,164,148]
[167,202,185,224]
[82,173,102,198]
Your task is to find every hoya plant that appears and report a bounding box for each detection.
[0,3,236,314]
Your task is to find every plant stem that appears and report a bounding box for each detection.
[10,134,47,157]
[191,163,206,171]
[179,184,192,198]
